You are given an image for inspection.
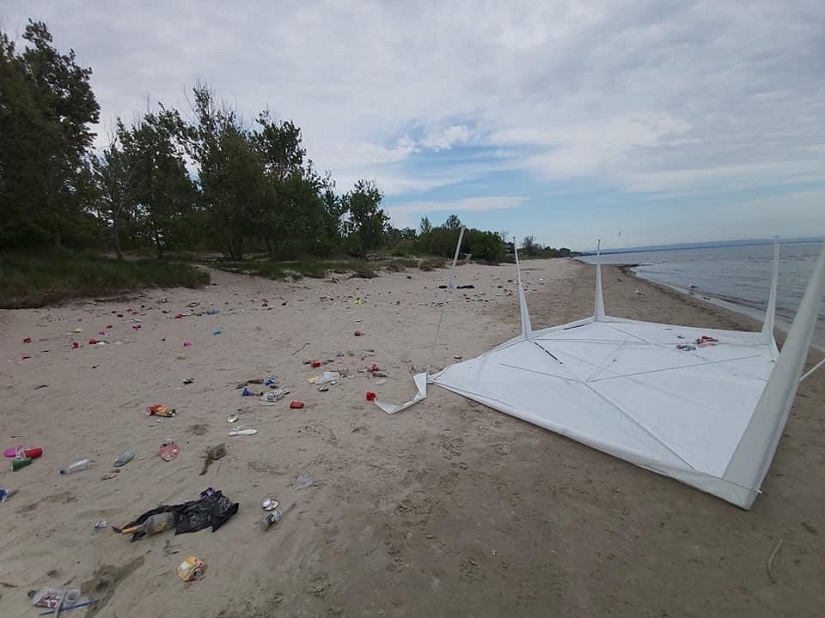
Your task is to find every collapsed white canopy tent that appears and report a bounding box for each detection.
[378,236,825,509]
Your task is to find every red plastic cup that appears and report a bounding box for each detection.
[354,330,362,337]
[311,360,321,368]
[72,342,80,349]
[23,337,31,343]
[22,447,42,459]
[289,401,305,409]
[366,391,377,401]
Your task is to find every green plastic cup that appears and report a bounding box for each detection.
[12,457,32,471]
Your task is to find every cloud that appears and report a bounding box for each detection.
[387,196,527,228]
[3,0,825,242]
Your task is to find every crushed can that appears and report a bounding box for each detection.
[177,556,206,582]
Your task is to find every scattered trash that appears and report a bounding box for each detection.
[114,489,238,541]
[229,426,257,437]
[354,330,362,336]
[93,521,108,531]
[227,413,239,423]
[241,386,262,397]
[101,470,120,480]
[317,385,329,392]
[311,371,340,385]
[4,446,42,459]
[59,458,92,475]
[38,599,99,615]
[159,440,179,461]
[453,355,463,360]
[372,371,388,378]
[114,450,135,467]
[12,458,32,471]
[29,587,82,610]
[147,404,177,417]
[118,511,176,538]
[72,342,81,349]
[261,388,289,405]
[183,341,192,347]
[365,391,377,401]
[296,475,313,489]
[23,337,31,343]
[182,377,195,385]
[289,401,305,409]
[72,328,83,334]
[177,556,206,582]
[677,343,697,351]
[132,324,142,331]
[262,498,279,511]
[262,509,283,529]
[200,444,227,476]
[213,327,222,335]
[0,488,11,502]
[264,376,277,387]
[311,360,322,368]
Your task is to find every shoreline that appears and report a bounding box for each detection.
[624,265,825,352]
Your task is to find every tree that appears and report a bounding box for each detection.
[521,235,541,256]
[190,84,266,260]
[0,21,99,248]
[445,214,462,230]
[342,179,388,255]
[419,216,432,236]
[92,135,135,259]
[118,107,196,258]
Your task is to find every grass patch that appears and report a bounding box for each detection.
[213,256,447,281]
[0,249,209,309]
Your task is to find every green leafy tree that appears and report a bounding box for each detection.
[342,179,388,255]
[521,235,541,256]
[117,107,196,258]
[92,135,136,259]
[445,214,462,230]
[190,84,266,260]
[0,21,99,247]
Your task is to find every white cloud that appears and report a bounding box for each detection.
[3,0,825,228]
[387,196,527,228]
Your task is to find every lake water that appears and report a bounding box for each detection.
[579,241,825,350]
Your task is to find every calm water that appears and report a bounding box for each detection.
[580,241,825,349]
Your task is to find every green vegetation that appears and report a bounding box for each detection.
[0,20,508,305]
[520,235,573,258]
[213,256,446,281]
[0,250,209,308]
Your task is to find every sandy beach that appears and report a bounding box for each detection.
[1,258,823,617]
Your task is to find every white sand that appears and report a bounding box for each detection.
[1,259,823,617]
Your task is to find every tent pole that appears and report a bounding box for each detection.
[426,226,466,376]
[514,239,533,338]
[761,236,780,343]
[594,239,605,321]
[800,356,825,383]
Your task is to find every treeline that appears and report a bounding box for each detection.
[0,21,506,263]
[520,236,573,258]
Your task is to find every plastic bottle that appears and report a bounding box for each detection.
[59,459,92,475]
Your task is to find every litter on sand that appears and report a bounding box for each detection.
[113,489,239,541]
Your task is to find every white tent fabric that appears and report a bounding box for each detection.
[380,239,825,509]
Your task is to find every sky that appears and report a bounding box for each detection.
[3,0,825,251]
